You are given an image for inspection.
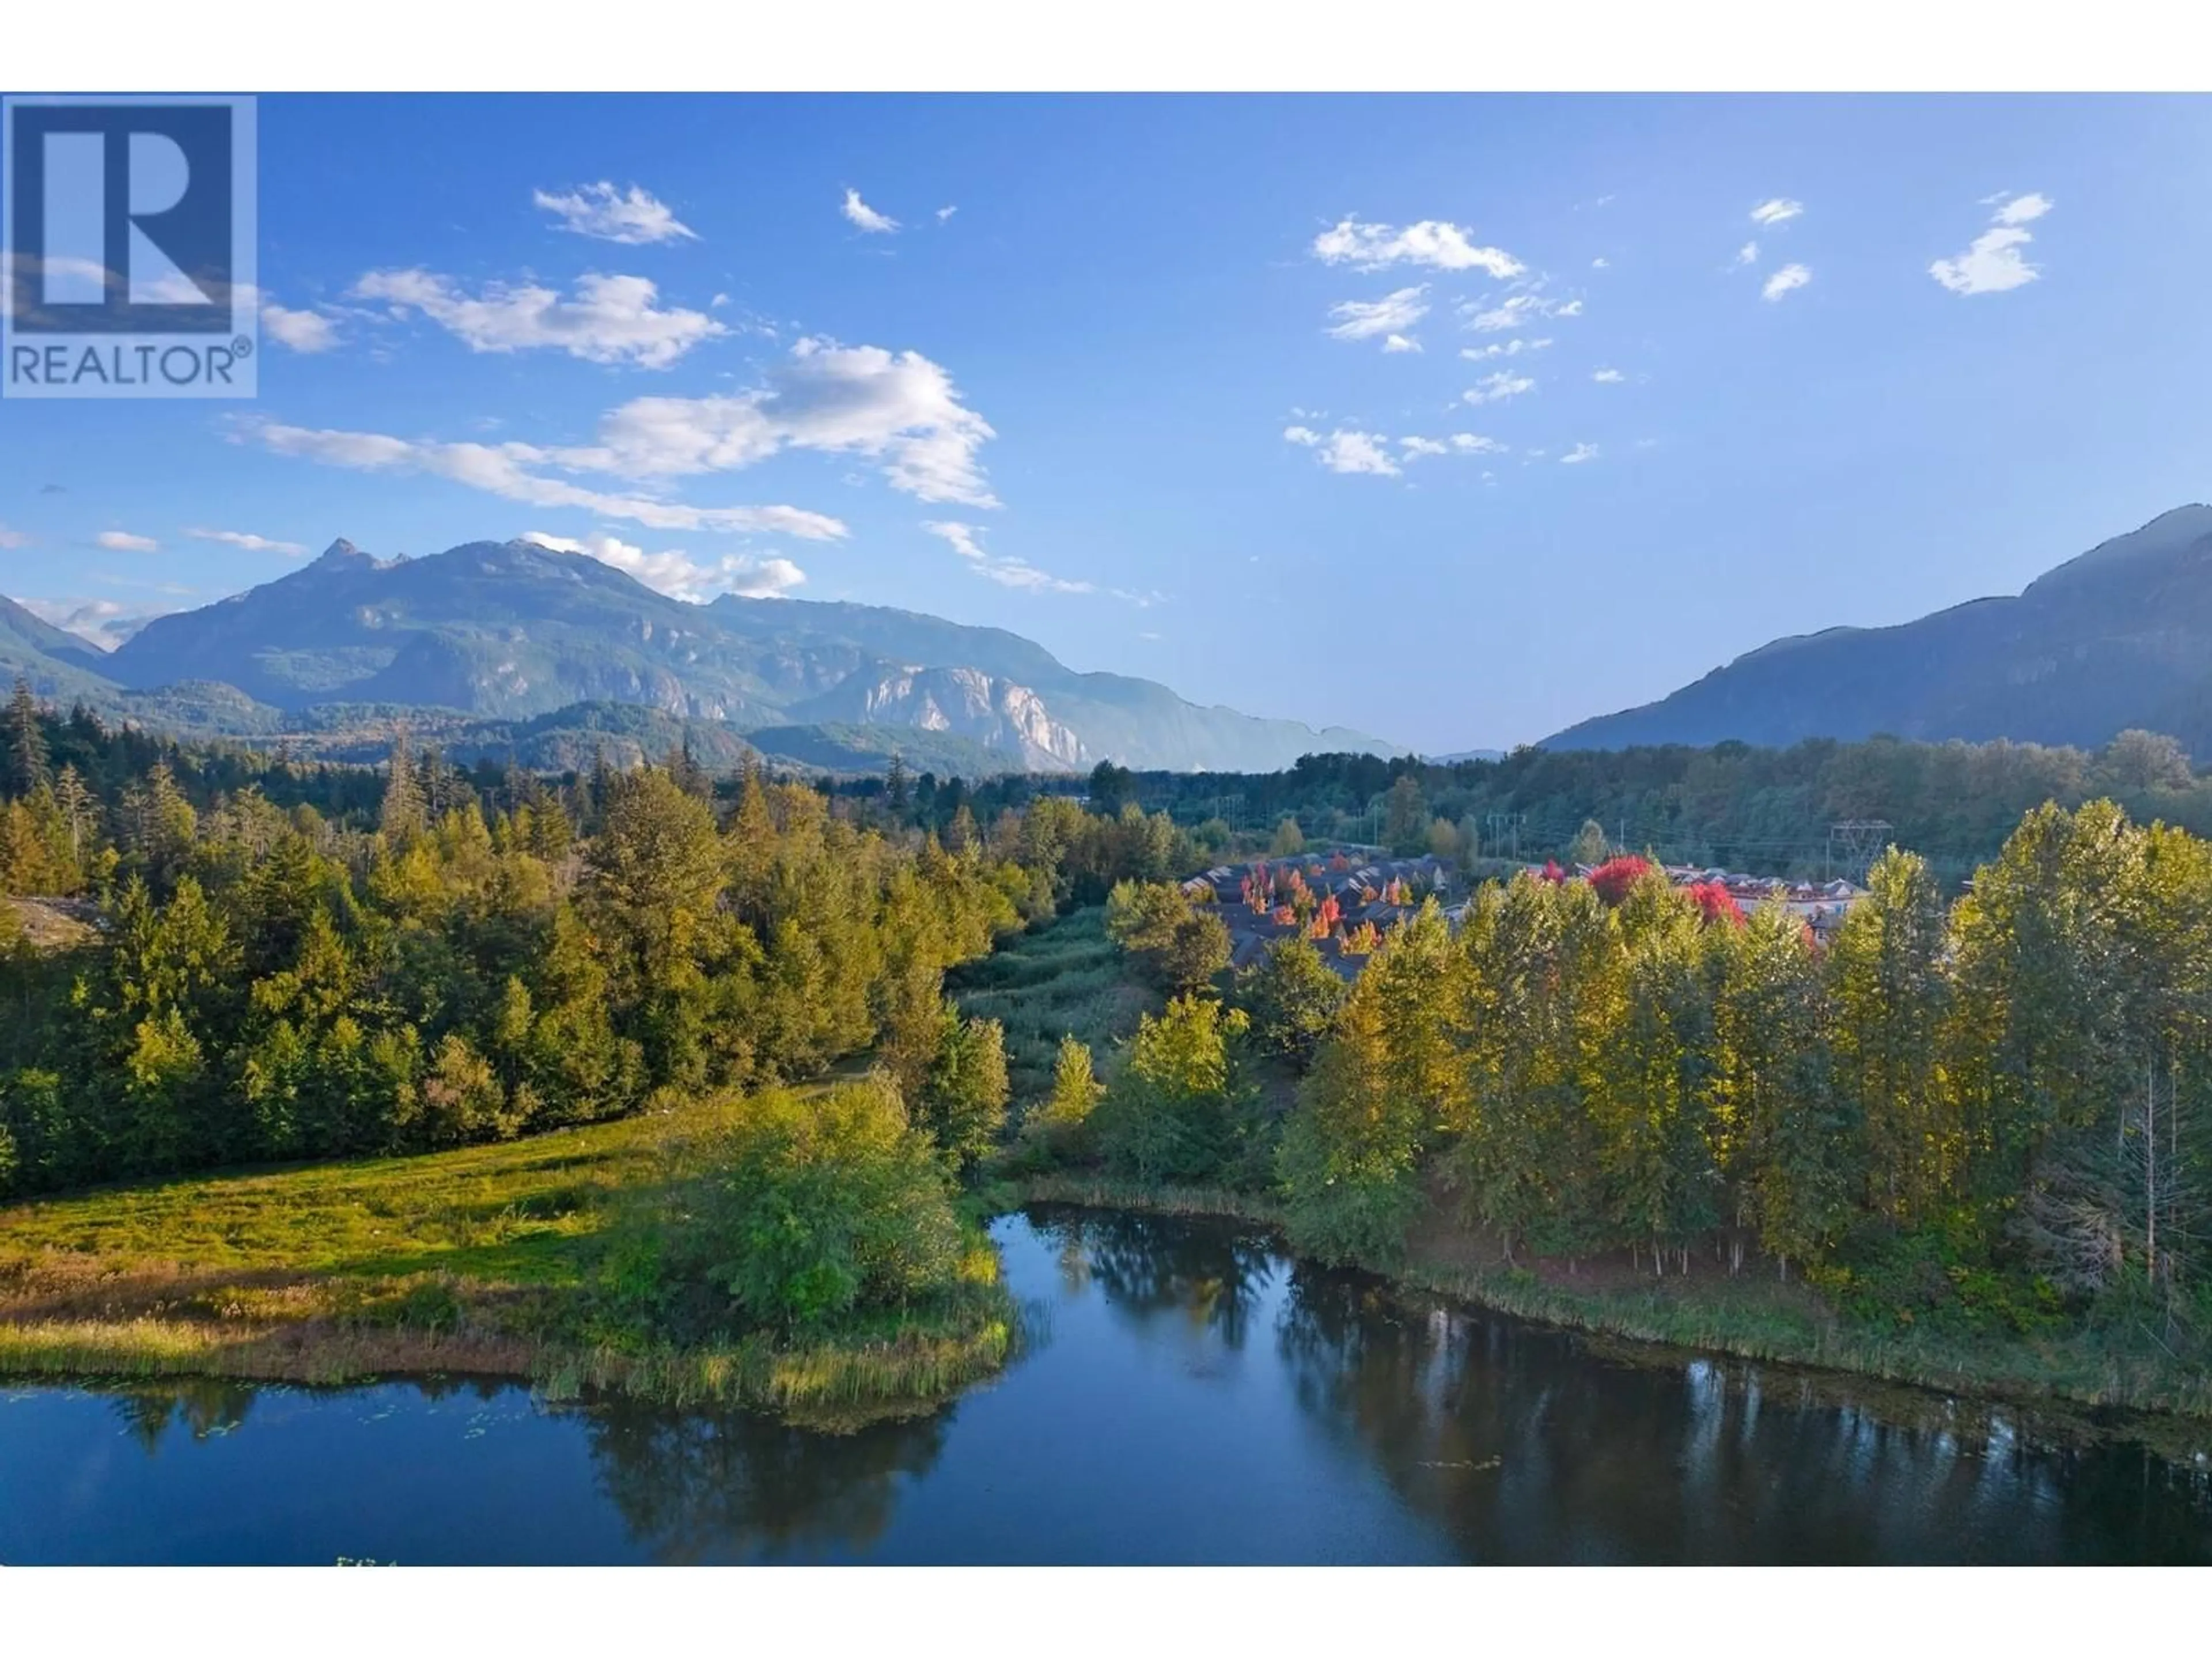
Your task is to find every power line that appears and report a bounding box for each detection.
[1826,820,1894,884]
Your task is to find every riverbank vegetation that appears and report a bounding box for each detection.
[1011,798,2212,1418]
[0,684,1211,1408]
[0,1079,1016,1417]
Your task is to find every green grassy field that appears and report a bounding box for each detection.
[0,1093,1013,1419]
[946,905,1158,1113]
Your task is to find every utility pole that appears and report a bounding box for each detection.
[1826,820,1893,884]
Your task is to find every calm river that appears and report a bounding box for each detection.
[5,1206,2210,1564]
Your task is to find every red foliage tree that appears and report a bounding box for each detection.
[1586,855,1653,907]
[1685,879,1745,928]
[1538,859,1566,884]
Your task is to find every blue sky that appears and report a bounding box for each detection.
[4,92,2209,751]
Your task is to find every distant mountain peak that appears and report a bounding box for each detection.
[1546,504,2212,756]
[305,537,403,574]
[74,533,1402,771]
[2022,503,2212,599]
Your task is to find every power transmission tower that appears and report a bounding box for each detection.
[1827,820,1893,884]
[1484,811,1527,861]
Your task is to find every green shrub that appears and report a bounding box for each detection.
[613,1078,967,1338]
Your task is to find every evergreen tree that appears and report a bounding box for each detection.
[380,732,426,842]
[919,1010,1010,1169]
[4,678,49,799]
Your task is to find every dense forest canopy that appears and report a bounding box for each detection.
[1045,806,2212,1357]
[1040,730,2212,885]
[0,682,1195,1198]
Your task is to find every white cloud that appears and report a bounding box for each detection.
[16,596,168,650]
[533,183,696,246]
[247,336,1000,529]
[1592,368,1625,383]
[187,528,307,555]
[524,531,802,601]
[262,302,340,353]
[1750,198,1804,226]
[96,530,157,552]
[1733,241,1759,268]
[842,188,899,234]
[1762,263,1812,302]
[921,520,1113,597]
[713,556,806,600]
[1560,442,1600,464]
[241,420,847,539]
[1311,217,1522,277]
[1324,284,1430,342]
[1381,334,1421,354]
[1592,256,1610,269]
[1461,291,1581,333]
[1459,337,1551,361]
[1462,372,1536,405]
[1316,431,1400,475]
[351,269,725,368]
[0,522,29,550]
[547,336,999,507]
[1283,427,1401,477]
[1288,426,1502,474]
[935,205,957,223]
[924,520,991,560]
[1931,193,2052,296]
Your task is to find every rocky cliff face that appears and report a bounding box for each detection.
[800,665,1089,769]
[26,535,1402,771]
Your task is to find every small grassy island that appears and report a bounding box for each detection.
[0,1082,1016,1419]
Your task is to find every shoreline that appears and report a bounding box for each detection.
[1005,1175,2212,1438]
[0,1100,1019,1426]
[0,1297,1017,1425]
[9,1158,2205,1442]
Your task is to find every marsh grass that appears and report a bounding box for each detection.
[946,907,1157,1110]
[0,1090,1015,1419]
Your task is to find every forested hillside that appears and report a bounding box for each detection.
[1096,729,2212,885]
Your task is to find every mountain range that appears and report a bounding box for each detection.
[1,536,1399,775]
[1546,505,2212,758]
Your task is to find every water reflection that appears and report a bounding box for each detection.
[1034,1207,1278,1349]
[1271,1248,2212,1565]
[110,1378,261,1453]
[583,1402,950,1563]
[6,1210,2211,1564]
